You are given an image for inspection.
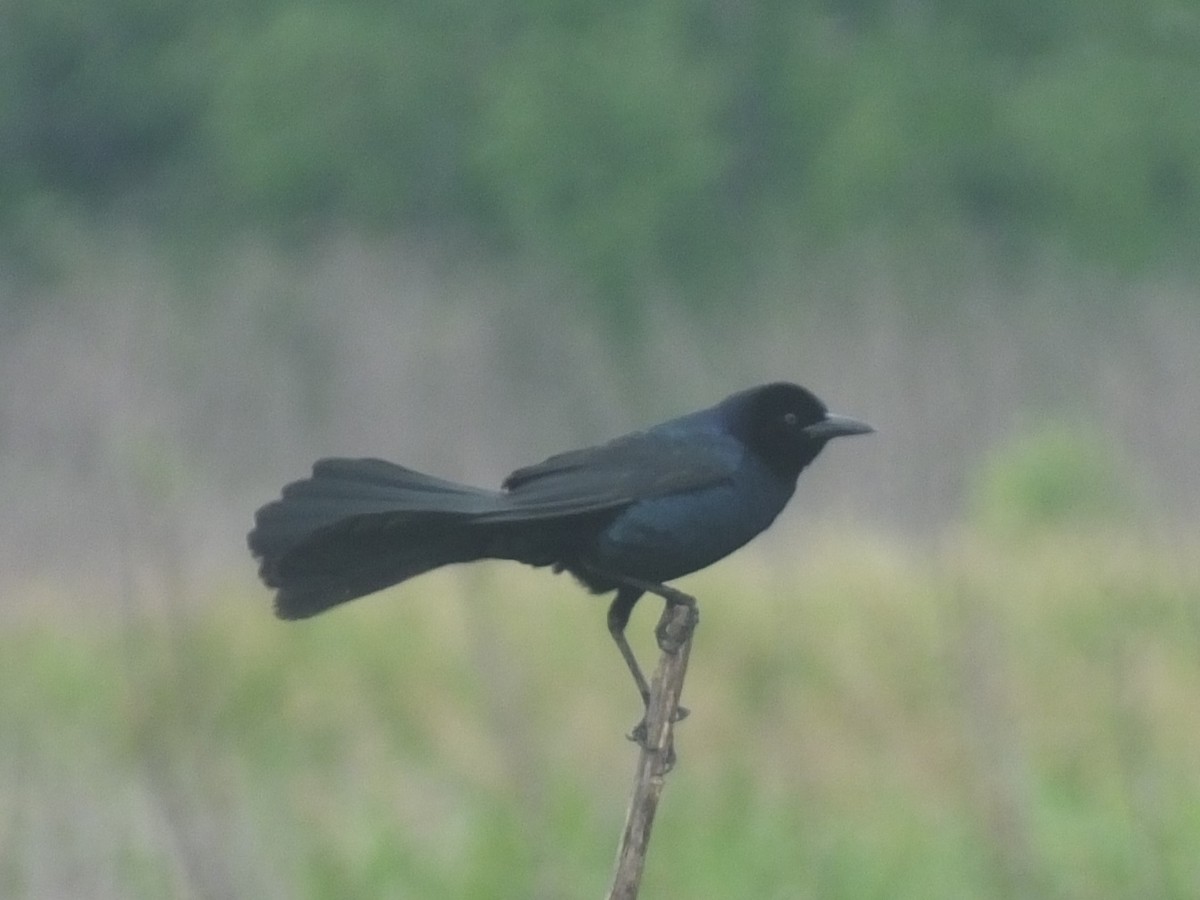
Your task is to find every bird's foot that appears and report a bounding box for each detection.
[627,720,678,771]
[628,718,648,746]
[627,705,689,745]
[655,600,699,654]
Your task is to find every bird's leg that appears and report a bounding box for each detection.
[607,588,658,746]
[609,576,699,655]
[607,587,651,707]
[597,574,699,748]
[651,586,698,655]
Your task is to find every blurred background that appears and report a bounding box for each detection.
[2,2,1198,898]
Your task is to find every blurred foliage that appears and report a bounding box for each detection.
[2,0,1200,299]
[970,423,1136,538]
[4,537,1199,897]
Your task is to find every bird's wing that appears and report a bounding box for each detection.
[480,430,736,523]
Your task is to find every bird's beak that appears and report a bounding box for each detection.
[803,413,874,440]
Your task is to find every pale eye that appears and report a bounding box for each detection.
[782,412,798,427]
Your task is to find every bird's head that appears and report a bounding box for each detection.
[724,382,873,481]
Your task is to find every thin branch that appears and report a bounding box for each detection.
[606,600,699,900]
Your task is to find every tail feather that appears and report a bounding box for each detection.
[248,459,501,618]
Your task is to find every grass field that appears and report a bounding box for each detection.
[4,529,1199,899]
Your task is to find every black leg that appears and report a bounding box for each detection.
[593,572,699,747]
[607,587,650,706]
[604,575,699,654]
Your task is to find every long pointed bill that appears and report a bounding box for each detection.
[803,413,874,440]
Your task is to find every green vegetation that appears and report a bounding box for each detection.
[6,532,1198,898]
[4,6,1196,895]
[3,0,1200,299]
[970,424,1138,538]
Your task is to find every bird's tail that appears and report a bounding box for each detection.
[248,458,505,619]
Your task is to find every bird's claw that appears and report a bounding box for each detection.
[654,603,699,654]
[628,719,648,746]
[626,705,688,745]
[626,720,677,771]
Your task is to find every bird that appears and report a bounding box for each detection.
[248,382,872,722]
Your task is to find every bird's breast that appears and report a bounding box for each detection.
[584,462,794,584]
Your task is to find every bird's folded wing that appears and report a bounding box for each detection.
[480,430,735,523]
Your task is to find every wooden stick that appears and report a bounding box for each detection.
[606,600,699,900]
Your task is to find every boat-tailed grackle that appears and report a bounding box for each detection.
[249,382,872,729]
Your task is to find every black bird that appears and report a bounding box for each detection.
[249,382,871,713]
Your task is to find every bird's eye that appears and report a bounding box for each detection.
[782,412,799,428]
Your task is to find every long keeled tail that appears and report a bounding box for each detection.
[248,458,504,619]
